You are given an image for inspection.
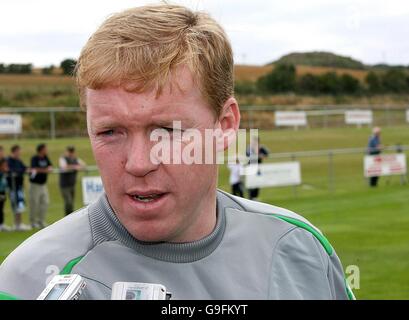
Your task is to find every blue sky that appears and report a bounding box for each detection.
[1,0,408,67]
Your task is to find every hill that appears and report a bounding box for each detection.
[234,64,369,83]
[271,51,366,70]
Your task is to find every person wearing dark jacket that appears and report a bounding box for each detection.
[367,127,382,187]
[59,146,86,216]
[6,145,31,231]
[0,158,11,232]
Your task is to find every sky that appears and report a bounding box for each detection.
[1,0,409,67]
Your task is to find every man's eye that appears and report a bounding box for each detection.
[162,127,184,133]
[99,130,114,136]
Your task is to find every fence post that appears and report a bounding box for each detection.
[386,104,391,127]
[328,151,335,193]
[50,111,56,139]
[324,105,328,129]
[291,153,298,198]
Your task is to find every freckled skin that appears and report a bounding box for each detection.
[86,66,240,242]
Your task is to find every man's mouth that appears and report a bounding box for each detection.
[132,194,163,203]
[127,189,168,204]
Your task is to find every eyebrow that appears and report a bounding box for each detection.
[89,119,122,133]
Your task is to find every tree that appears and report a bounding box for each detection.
[42,65,55,75]
[318,72,342,95]
[60,59,77,75]
[6,63,32,74]
[381,69,408,93]
[257,64,296,93]
[365,71,383,93]
[297,73,321,95]
[339,74,362,94]
[235,81,258,95]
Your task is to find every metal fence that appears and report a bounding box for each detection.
[259,144,409,197]
[1,105,408,139]
[240,105,409,129]
[0,107,86,139]
[3,146,408,211]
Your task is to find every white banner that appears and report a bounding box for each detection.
[244,162,301,189]
[0,115,22,134]
[275,111,307,127]
[345,110,373,125]
[364,154,407,177]
[82,176,104,205]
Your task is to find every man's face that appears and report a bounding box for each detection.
[39,147,47,157]
[13,149,21,159]
[86,67,226,242]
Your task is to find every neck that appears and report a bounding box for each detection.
[170,168,219,243]
[172,186,218,243]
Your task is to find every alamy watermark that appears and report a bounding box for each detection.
[149,121,260,170]
[346,264,360,290]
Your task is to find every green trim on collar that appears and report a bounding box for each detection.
[345,280,356,300]
[0,291,19,300]
[60,256,84,275]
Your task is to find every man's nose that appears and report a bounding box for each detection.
[124,135,159,177]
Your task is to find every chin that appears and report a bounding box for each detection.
[127,222,176,243]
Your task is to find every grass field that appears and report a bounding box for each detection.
[0,126,409,299]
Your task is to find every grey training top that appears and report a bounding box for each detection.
[0,189,353,300]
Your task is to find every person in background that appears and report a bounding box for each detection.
[29,144,53,229]
[367,127,382,187]
[246,136,269,200]
[227,156,244,198]
[6,145,31,231]
[0,158,11,232]
[59,146,86,216]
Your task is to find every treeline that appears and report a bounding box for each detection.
[236,64,409,95]
[0,59,77,76]
[0,63,32,74]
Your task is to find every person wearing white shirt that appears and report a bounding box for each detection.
[228,159,244,197]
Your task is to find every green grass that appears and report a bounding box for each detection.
[1,126,409,299]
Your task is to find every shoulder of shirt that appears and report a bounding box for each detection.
[216,189,334,256]
[0,205,93,276]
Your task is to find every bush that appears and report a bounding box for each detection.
[235,81,258,95]
[60,59,77,76]
[365,71,383,93]
[257,64,296,93]
[381,69,408,93]
[317,72,342,95]
[42,65,55,75]
[339,74,362,94]
[297,73,322,95]
[13,90,37,102]
[0,92,10,107]
[5,64,32,74]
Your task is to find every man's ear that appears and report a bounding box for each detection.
[217,97,240,151]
